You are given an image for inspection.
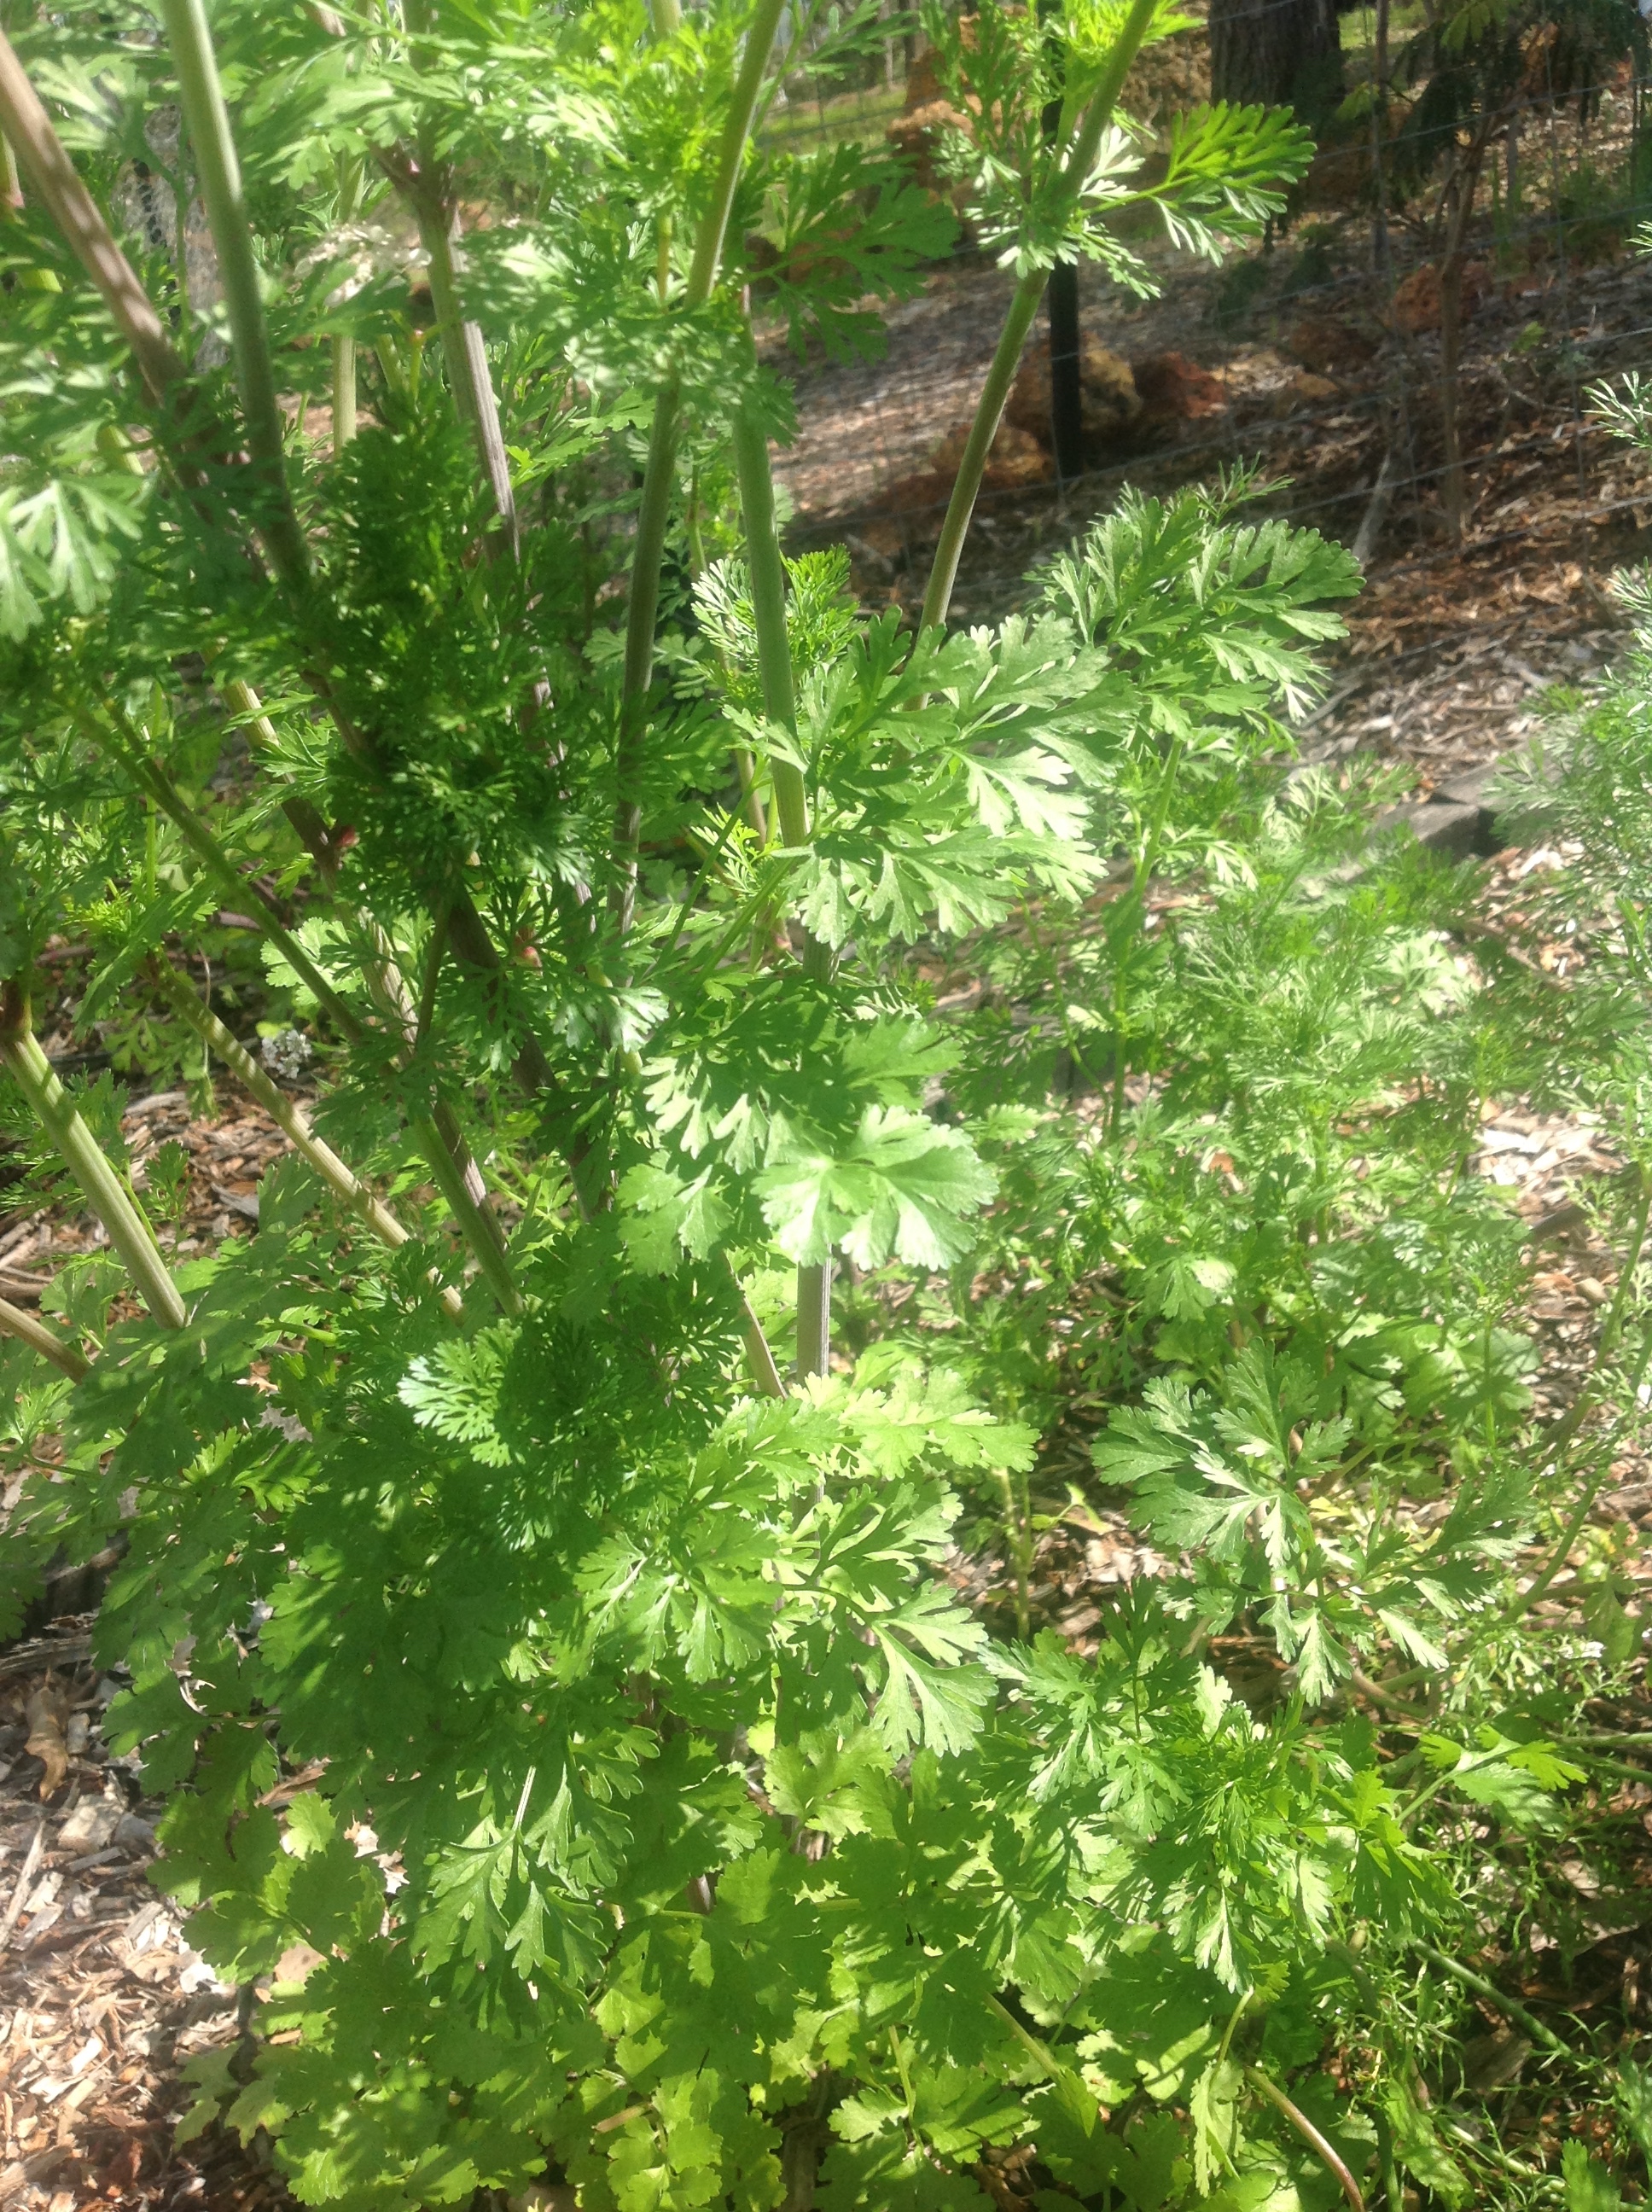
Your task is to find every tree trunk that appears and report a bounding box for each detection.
[1208,0,1340,110]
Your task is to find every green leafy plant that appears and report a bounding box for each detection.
[3,3,1652,2209]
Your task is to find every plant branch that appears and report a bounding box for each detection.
[157,0,311,590]
[0,985,186,1331]
[1245,2069,1365,2212]
[1416,1945,1578,2064]
[332,153,364,452]
[918,0,1160,632]
[731,399,833,1378]
[0,1294,90,1382]
[147,956,463,1315]
[90,702,366,1045]
[611,0,790,929]
[736,1281,786,1398]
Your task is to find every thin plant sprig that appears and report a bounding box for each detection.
[731,398,834,1377]
[918,0,1160,632]
[612,0,790,932]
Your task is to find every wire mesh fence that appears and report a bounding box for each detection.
[757,0,1652,780]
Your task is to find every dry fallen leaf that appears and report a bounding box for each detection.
[274,1941,326,1987]
[24,1685,70,1799]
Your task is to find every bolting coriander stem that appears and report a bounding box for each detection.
[1414,1946,1573,2063]
[332,329,357,451]
[90,703,365,1045]
[736,1282,785,1399]
[730,406,806,844]
[333,154,363,452]
[410,192,518,549]
[146,959,453,1284]
[0,34,188,405]
[0,987,187,1331]
[157,0,311,590]
[401,0,517,547]
[684,0,789,306]
[409,1109,522,1315]
[611,393,683,930]
[731,402,834,1380]
[611,0,791,928]
[918,0,1160,633]
[0,1295,90,1382]
[1244,2071,1365,2212]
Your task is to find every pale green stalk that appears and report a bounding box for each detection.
[736,1284,785,1398]
[1415,1947,1574,2064]
[0,990,186,1331]
[333,153,363,452]
[1244,2071,1366,2212]
[402,0,517,545]
[147,958,467,1318]
[157,0,310,589]
[611,0,791,928]
[409,1107,522,1314]
[731,402,835,1380]
[918,0,1160,632]
[0,1295,90,1382]
[91,703,364,1042]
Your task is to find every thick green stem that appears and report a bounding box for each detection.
[0,126,21,215]
[612,392,683,930]
[409,1109,522,1314]
[731,402,834,1380]
[349,943,521,1309]
[412,192,518,548]
[333,332,357,451]
[0,1295,90,1382]
[736,1281,785,1398]
[157,0,310,589]
[611,0,791,927]
[0,990,186,1331]
[684,0,789,306]
[918,0,1160,632]
[333,155,363,452]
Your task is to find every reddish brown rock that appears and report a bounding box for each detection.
[1005,333,1141,448]
[1288,314,1367,376]
[1132,350,1227,422]
[1392,260,1490,335]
